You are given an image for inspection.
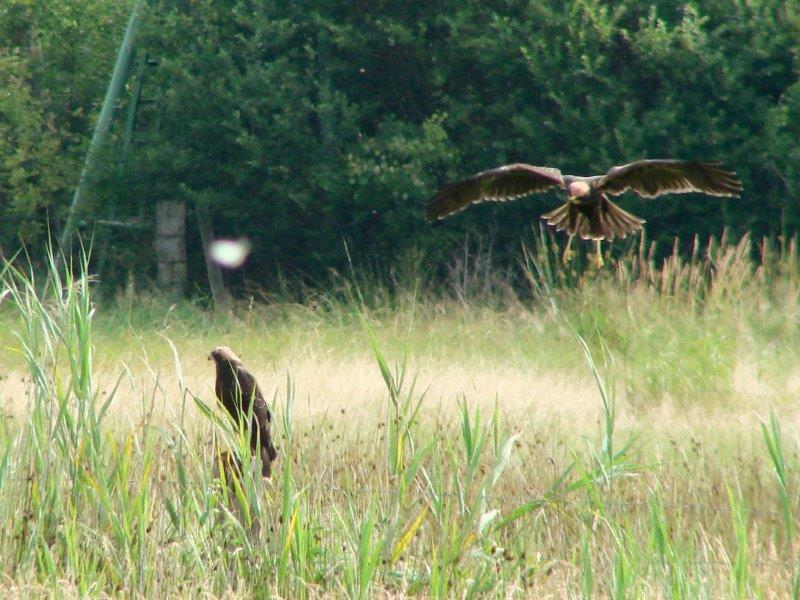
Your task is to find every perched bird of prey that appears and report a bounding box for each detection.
[425,160,742,266]
[209,346,277,477]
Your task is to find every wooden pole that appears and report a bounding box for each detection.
[155,201,187,300]
[58,0,147,257]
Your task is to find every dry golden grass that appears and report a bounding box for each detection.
[5,320,797,436]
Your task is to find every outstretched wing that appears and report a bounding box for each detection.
[598,160,742,198]
[425,164,564,222]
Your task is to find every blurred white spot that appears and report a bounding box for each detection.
[478,509,499,534]
[209,238,251,269]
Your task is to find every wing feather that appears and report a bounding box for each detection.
[235,365,271,422]
[598,160,742,198]
[235,364,277,469]
[425,164,564,221]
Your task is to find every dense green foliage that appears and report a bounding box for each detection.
[1,0,799,291]
[0,1,135,250]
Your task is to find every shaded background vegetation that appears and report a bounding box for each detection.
[1,0,799,293]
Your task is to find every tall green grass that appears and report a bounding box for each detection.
[1,234,800,597]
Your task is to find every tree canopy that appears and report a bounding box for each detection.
[1,0,798,291]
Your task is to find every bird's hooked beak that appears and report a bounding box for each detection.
[207,353,214,361]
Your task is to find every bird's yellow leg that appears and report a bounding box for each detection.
[592,240,604,269]
[562,234,575,264]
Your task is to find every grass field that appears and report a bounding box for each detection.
[1,233,800,598]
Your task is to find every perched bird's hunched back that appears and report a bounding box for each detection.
[209,346,277,477]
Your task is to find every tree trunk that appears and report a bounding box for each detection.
[196,201,232,310]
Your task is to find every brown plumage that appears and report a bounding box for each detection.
[425,160,742,265]
[209,346,277,477]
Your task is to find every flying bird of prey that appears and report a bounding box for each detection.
[426,160,742,266]
[209,346,277,477]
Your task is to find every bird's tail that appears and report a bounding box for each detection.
[256,427,277,478]
[542,196,644,241]
[260,446,273,478]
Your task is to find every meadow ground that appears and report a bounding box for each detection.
[1,234,800,598]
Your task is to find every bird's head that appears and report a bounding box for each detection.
[208,346,241,366]
[567,180,591,201]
